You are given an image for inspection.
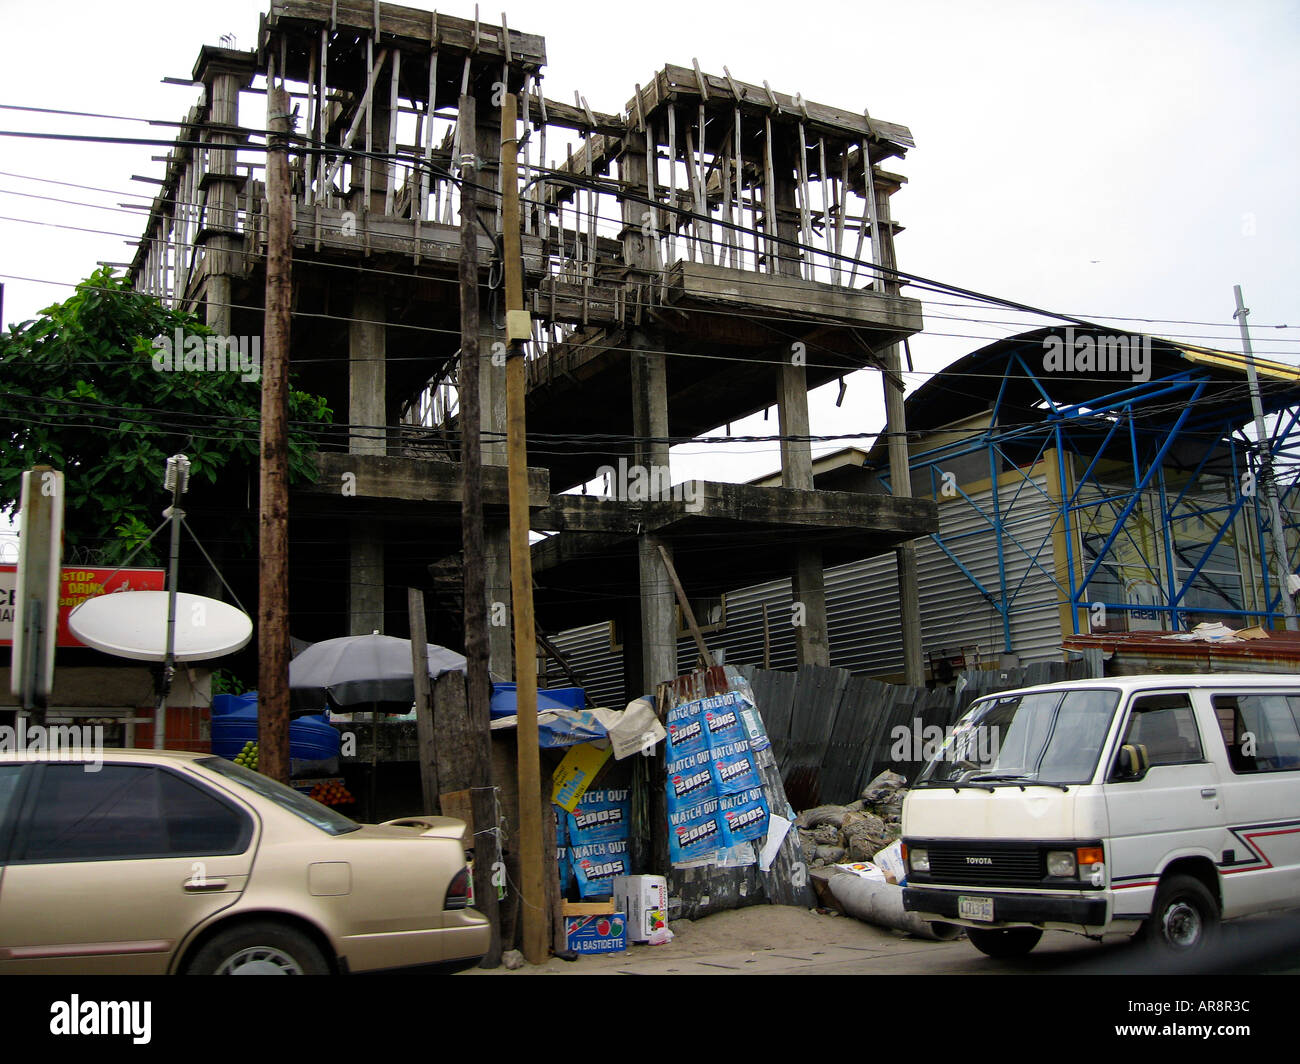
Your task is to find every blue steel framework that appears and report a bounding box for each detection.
[880,332,1300,649]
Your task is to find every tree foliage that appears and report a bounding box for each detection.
[0,268,331,564]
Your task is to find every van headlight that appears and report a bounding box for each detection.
[1046,851,1077,877]
[909,848,929,873]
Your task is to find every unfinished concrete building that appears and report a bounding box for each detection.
[126,0,937,700]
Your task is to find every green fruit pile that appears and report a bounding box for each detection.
[234,740,260,771]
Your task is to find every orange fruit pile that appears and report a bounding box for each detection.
[309,781,355,806]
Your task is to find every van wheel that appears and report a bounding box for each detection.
[1142,874,1218,952]
[186,922,330,975]
[967,927,1042,958]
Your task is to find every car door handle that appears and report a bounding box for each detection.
[183,879,229,892]
[1200,788,1217,798]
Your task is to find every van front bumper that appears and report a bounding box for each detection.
[903,886,1108,927]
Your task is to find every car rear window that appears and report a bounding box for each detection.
[16,764,251,862]
[198,757,360,835]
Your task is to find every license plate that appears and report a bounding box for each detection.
[958,895,994,922]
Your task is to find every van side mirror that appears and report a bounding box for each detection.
[1114,743,1149,780]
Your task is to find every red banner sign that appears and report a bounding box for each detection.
[0,565,166,648]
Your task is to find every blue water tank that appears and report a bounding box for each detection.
[490,683,587,719]
[210,692,341,761]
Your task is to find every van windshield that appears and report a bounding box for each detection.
[915,688,1121,787]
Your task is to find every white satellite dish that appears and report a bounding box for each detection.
[68,590,252,662]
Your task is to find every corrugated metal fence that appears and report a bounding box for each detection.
[738,657,1096,807]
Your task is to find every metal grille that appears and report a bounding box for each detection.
[928,846,1044,886]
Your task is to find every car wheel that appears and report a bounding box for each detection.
[186,922,330,975]
[1141,874,1218,953]
[967,926,1042,958]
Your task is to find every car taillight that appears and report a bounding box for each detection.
[445,867,471,910]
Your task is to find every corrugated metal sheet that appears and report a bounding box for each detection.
[540,621,625,708]
[1062,631,1300,674]
[734,659,1097,803]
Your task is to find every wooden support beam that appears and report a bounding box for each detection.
[656,543,716,668]
[268,1,546,70]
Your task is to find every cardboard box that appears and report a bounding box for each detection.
[562,901,616,916]
[565,912,627,954]
[613,874,668,943]
[833,861,887,883]
[873,839,906,885]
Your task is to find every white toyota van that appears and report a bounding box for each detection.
[901,674,1300,957]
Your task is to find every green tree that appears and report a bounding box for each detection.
[0,268,331,564]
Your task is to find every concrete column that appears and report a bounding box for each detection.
[873,182,924,686]
[473,108,513,679]
[883,341,922,685]
[348,288,386,637]
[772,138,830,667]
[777,362,814,488]
[776,361,831,667]
[478,298,512,678]
[631,331,677,690]
[638,533,677,691]
[349,526,385,635]
[349,288,386,456]
[484,528,513,678]
[194,48,254,337]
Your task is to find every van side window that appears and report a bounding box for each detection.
[1118,694,1203,768]
[1212,694,1300,773]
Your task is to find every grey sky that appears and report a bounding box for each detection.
[1,0,1296,489]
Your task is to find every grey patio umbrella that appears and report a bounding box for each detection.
[289,633,468,712]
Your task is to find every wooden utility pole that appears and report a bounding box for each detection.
[457,95,502,967]
[258,80,292,783]
[500,90,548,965]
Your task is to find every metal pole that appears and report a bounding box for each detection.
[155,456,188,749]
[1234,284,1297,630]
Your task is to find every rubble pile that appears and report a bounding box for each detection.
[795,771,908,868]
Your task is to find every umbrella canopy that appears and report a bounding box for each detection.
[289,633,468,711]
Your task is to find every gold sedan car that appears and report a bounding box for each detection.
[0,749,489,974]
